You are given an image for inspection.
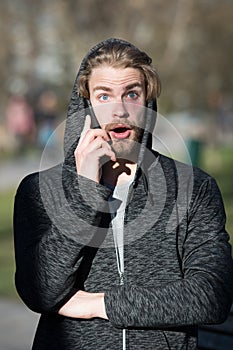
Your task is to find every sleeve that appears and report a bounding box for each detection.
[104,176,233,329]
[13,171,112,314]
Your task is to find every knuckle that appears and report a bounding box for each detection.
[85,129,93,135]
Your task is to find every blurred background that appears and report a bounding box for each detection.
[0,0,233,348]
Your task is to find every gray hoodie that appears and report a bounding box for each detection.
[14,38,233,350]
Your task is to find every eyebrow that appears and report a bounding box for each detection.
[93,82,144,93]
[93,86,112,92]
[125,82,144,91]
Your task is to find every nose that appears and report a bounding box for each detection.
[112,101,129,118]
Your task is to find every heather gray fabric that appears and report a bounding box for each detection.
[14,38,233,350]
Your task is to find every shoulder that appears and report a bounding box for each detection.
[155,153,222,204]
[157,152,214,184]
[16,163,63,199]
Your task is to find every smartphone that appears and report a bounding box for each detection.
[86,99,101,129]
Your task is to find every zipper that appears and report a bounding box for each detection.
[119,271,126,350]
[119,271,125,286]
[122,329,126,350]
[110,181,135,350]
[115,250,126,349]
[113,222,127,350]
[119,181,136,350]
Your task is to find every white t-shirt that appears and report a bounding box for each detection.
[107,181,132,285]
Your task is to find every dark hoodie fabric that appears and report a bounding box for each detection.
[14,38,233,350]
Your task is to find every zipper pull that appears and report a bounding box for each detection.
[119,272,125,286]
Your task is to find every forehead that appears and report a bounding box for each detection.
[88,65,145,90]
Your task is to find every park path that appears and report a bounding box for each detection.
[0,155,43,349]
[0,154,45,191]
[0,298,39,350]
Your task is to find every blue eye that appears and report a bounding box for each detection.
[128,92,138,99]
[100,94,109,101]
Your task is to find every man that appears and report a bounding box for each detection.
[14,38,233,350]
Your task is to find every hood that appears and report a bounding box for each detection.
[63,38,158,176]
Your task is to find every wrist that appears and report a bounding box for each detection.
[95,293,107,319]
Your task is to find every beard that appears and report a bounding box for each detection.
[110,138,141,162]
[104,120,144,161]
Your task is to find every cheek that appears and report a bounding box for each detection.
[127,105,145,127]
[92,104,113,126]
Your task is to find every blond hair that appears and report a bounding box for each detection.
[78,41,161,101]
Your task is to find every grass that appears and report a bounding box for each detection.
[0,237,17,298]
[0,187,18,297]
[0,188,15,239]
[0,145,233,298]
[202,145,233,247]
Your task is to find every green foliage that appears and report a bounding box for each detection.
[1,0,233,114]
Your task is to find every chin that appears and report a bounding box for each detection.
[111,139,141,162]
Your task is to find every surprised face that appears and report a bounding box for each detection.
[88,65,146,159]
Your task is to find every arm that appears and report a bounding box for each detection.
[104,177,233,329]
[13,170,112,314]
[14,117,116,314]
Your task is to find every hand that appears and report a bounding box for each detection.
[74,115,116,183]
[58,290,108,320]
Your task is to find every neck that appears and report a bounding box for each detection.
[102,159,137,187]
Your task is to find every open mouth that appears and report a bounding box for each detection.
[109,124,132,139]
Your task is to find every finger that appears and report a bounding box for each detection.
[77,129,110,153]
[79,114,92,144]
[94,147,117,163]
[77,290,89,296]
[83,136,112,155]
[78,138,115,165]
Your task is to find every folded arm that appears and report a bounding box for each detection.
[13,169,112,313]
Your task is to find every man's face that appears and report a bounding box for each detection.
[88,65,146,160]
